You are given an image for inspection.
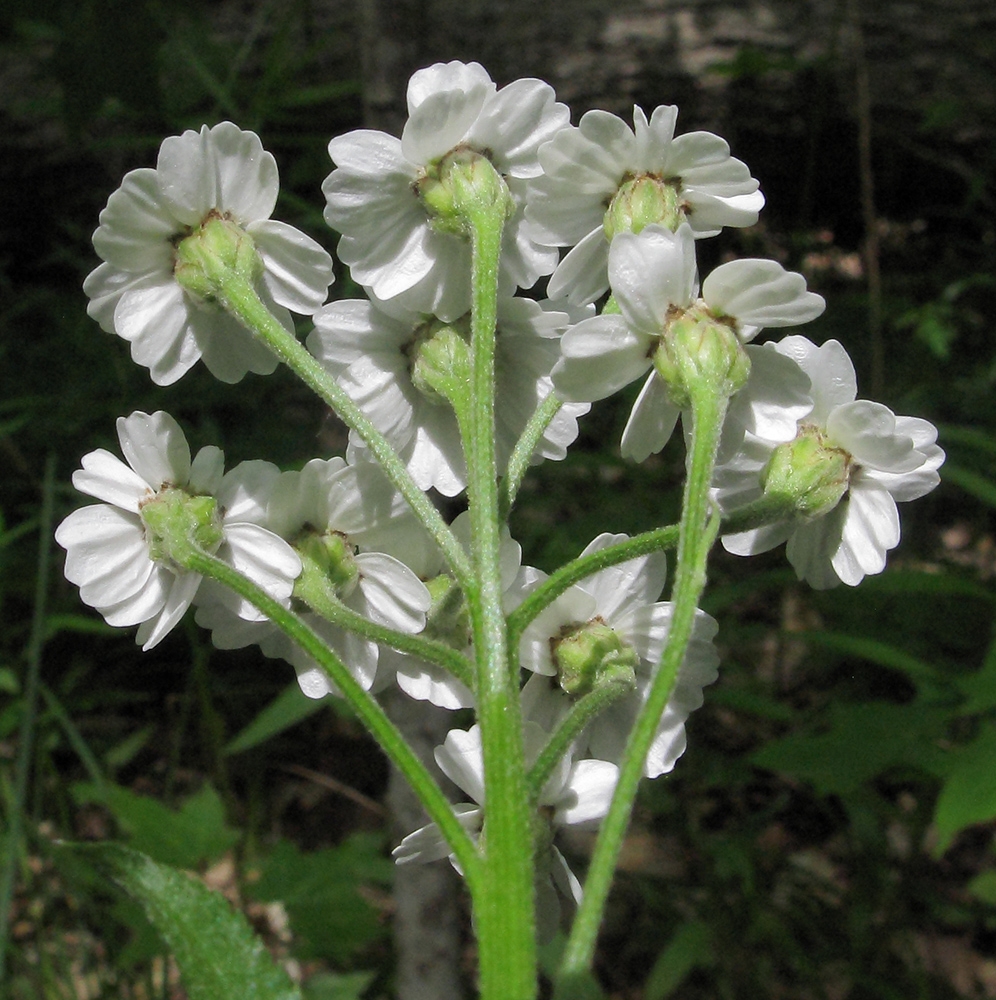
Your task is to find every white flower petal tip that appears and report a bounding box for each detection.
[323,61,568,317]
[715,336,943,588]
[86,123,333,385]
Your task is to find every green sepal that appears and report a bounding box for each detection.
[415,146,515,238]
[409,315,474,411]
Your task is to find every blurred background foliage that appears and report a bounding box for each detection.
[1,0,995,997]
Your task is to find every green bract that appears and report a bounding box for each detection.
[139,487,224,570]
[760,424,852,520]
[173,213,262,303]
[603,173,683,241]
[552,618,639,698]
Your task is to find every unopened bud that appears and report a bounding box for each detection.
[552,618,638,698]
[603,174,682,241]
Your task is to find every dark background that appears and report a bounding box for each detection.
[2,1,996,997]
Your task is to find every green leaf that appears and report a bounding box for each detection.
[72,781,240,869]
[751,702,949,795]
[249,836,391,963]
[58,842,301,1000]
[225,682,325,755]
[644,921,713,1000]
[968,870,996,905]
[797,631,941,693]
[932,727,996,855]
[301,971,375,1000]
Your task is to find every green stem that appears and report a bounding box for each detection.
[461,196,536,1000]
[555,389,727,996]
[212,272,472,590]
[507,525,680,648]
[526,678,632,802]
[181,547,482,886]
[499,392,564,520]
[294,557,476,692]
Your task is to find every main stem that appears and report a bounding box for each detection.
[462,201,536,1000]
[555,387,726,995]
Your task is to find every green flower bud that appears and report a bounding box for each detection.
[760,425,852,519]
[415,145,515,238]
[653,303,751,407]
[552,617,639,698]
[173,213,261,302]
[139,486,224,571]
[422,574,472,649]
[603,174,683,241]
[295,530,359,598]
[408,315,473,408]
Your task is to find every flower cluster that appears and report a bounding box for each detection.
[61,58,944,939]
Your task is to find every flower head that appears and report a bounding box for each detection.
[527,105,765,305]
[309,294,589,497]
[84,123,334,385]
[55,411,301,649]
[551,224,823,460]
[517,533,719,778]
[323,61,568,320]
[716,336,945,588]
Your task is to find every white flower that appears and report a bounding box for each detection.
[84,123,334,385]
[380,511,526,710]
[716,336,945,588]
[392,722,618,939]
[517,533,719,778]
[322,61,568,320]
[195,456,432,698]
[527,105,765,305]
[551,224,823,461]
[308,294,590,497]
[55,411,301,650]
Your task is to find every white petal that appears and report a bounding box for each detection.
[117,410,191,489]
[546,227,611,305]
[555,760,619,826]
[402,84,489,164]
[188,446,225,496]
[826,401,921,472]
[407,60,494,112]
[157,123,278,225]
[621,372,681,462]
[729,344,813,445]
[222,523,302,615]
[785,506,849,589]
[136,571,202,649]
[609,226,697,335]
[352,553,431,633]
[471,78,569,177]
[703,259,825,333]
[632,104,678,172]
[837,484,900,577]
[72,450,152,510]
[775,337,856,425]
[92,168,177,273]
[218,460,281,522]
[251,219,334,314]
[722,521,794,557]
[56,505,153,605]
[100,564,172,628]
[435,727,486,805]
[552,315,654,402]
[395,660,475,710]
